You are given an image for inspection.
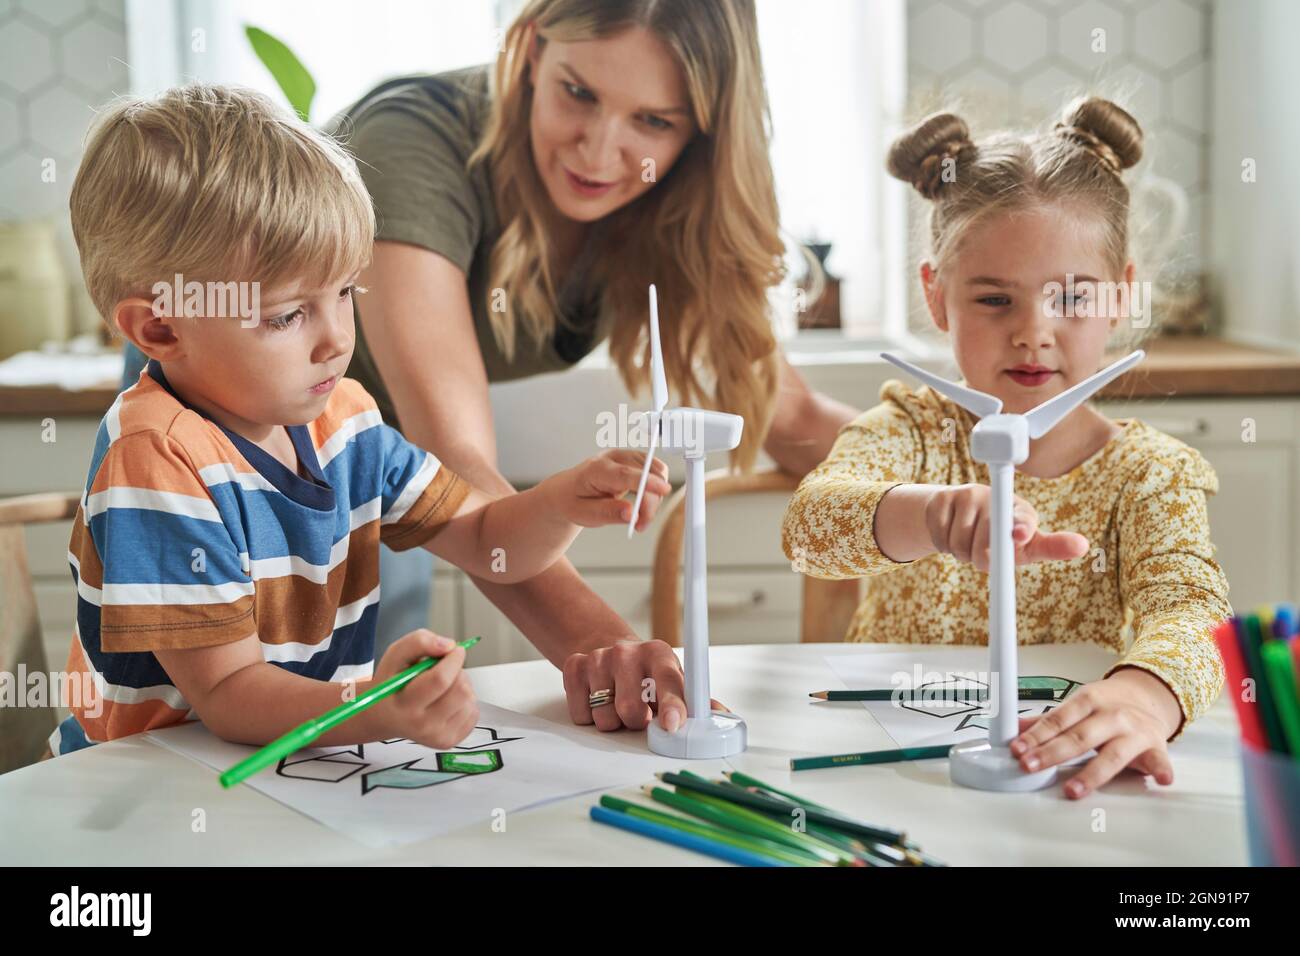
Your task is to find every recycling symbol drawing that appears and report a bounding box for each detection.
[275,726,524,795]
[894,675,1081,732]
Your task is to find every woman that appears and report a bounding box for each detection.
[125,0,855,735]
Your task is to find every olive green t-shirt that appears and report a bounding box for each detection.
[327,65,609,430]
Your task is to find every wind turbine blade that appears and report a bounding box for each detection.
[627,415,659,539]
[1024,350,1144,439]
[880,352,1003,418]
[648,284,668,412]
[628,286,669,538]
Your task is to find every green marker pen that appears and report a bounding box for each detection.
[219,635,482,788]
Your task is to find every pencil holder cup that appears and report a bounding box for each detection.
[1241,743,1300,866]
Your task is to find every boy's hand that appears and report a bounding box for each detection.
[1010,668,1183,798]
[924,483,1088,571]
[370,629,478,750]
[547,450,671,531]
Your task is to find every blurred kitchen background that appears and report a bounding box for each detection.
[1,0,1296,673]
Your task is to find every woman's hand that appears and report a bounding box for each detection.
[924,483,1089,571]
[562,639,728,732]
[1010,667,1184,799]
[546,450,671,531]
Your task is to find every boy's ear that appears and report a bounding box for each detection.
[920,261,948,333]
[113,297,184,362]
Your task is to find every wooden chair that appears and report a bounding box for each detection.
[650,469,860,647]
[0,492,80,773]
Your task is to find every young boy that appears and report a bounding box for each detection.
[49,83,670,757]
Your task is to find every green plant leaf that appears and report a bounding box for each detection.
[244,24,316,122]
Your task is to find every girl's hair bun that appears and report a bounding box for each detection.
[1054,97,1143,176]
[886,112,974,200]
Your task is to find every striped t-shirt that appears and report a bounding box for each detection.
[50,359,469,756]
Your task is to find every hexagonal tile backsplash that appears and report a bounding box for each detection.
[907,0,1212,272]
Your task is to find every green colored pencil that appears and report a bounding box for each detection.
[716,772,909,865]
[219,636,482,788]
[713,785,901,867]
[643,785,858,866]
[725,769,832,809]
[657,770,906,846]
[644,783,846,865]
[683,769,942,865]
[790,743,952,772]
[599,795,825,867]
[664,770,859,860]
[723,770,947,866]
[810,688,1054,701]
[659,783,865,866]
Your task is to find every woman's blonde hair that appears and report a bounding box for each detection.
[472,0,784,471]
[887,96,1144,282]
[70,83,375,323]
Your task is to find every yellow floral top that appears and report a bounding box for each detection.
[781,380,1231,740]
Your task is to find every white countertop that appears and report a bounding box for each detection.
[0,642,1247,866]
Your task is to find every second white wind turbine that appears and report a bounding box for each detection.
[880,349,1144,791]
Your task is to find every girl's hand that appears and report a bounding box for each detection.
[1009,667,1184,799]
[550,450,671,530]
[924,484,1089,571]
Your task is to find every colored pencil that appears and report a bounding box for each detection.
[809,688,1055,701]
[724,769,829,809]
[719,770,932,865]
[589,805,790,867]
[656,770,905,846]
[791,744,952,772]
[598,795,826,867]
[644,784,861,866]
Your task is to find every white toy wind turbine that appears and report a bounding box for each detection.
[880,349,1144,791]
[627,284,747,758]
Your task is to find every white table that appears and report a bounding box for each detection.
[0,643,1248,865]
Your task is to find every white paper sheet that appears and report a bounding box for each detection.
[145,703,678,848]
[823,644,1120,751]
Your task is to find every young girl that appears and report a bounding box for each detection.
[782,97,1231,800]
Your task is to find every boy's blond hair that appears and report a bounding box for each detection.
[70,83,375,324]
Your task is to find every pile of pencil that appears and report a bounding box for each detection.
[589,769,944,867]
[1214,606,1300,757]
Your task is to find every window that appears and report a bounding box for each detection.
[126,0,906,341]
[758,0,907,342]
[129,0,511,121]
